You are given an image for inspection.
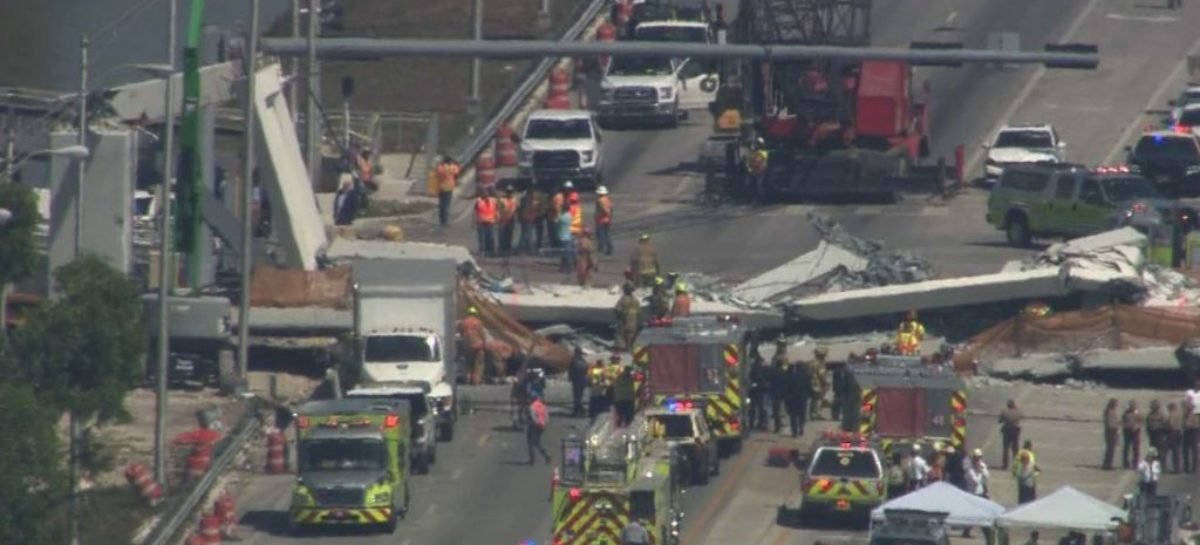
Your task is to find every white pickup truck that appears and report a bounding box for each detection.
[597,56,684,128]
[517,109,604,189]
[633,19,720,111]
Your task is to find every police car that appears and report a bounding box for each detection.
[637,399,720,486]
[790,431,886,523]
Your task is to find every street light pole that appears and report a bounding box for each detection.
[290,0,300,125]
[68,35,88,545]
[306,0,321,190]
[239,0,260,390]
[154,0,178,494]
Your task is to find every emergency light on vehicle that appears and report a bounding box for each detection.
[384,414,400,428]
[568,487,583,501]
[666,399,695,412]
[1176,124,1192,134]
[1094,165,1131,174]
[836,499,851,510]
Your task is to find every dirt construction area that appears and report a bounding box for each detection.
[269,0,592,153]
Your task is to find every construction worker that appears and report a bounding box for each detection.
[458,306,487,385]
[557,199,576,273]
[746,137,769,204]
[769,338,789,434]
[614,283,641,351]
[576,227,599,287]
[517,186,541,254]
[1013,441,1038,504]
[650,277,671,320]
[569,191,584,238]
[595,185,614,255]
[588,358,611,419]
[547,183,566,248]
[527,394,552,465]
[630,234,660,288]
[473,189,497,256]
[896,310,925,356]
[807,346,830,420]
[497,186,518,255]
[434,155,460,226]
[671,283,691,317]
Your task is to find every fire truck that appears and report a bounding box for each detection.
[839,353,968,453]
[633,315,752,456]
[703,0,943,201]
[551,416,683,545]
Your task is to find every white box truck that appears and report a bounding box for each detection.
[350,258,459,444]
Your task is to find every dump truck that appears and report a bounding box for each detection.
[290,398,412,534]
[839,354,967,453]
[703,0,942,201]
[633,315,751,456]
[551,416,684,545]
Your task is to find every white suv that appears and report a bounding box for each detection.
[517,109,604,189]
[982,124,1066,181]
[598,56,682,128]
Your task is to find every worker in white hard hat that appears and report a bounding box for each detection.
[909,443,930,490]
[594,185,614,255]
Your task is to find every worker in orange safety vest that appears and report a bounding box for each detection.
[474,189,497,256]
[896,310,925,356]
[671,283,691,317]
[594,185,614,255]
[497,187,518,256]
[458,306,487,384]
[547,182,569,248]
[433,155,460,226]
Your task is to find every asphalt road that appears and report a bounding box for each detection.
[230,1,1200,544]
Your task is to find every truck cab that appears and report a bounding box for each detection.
[637,401,719,486]
[598,56,683,128]
[290,398,411,535]
[517,109,604,189]
[347,382,441,474]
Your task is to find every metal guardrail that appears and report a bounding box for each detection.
[141,403,262,545]
[450,0,608,166]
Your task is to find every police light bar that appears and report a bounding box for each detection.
[666,399,695,412]
[1094,165,1131,174]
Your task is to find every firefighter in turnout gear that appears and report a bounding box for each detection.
[458,306,487,385]
[807,345,831,420]
[651,277,672,319]
[588,358,612,419]
[896,310,925,356]
[671,283,691,317]
[630,234,661,287]
[614,283,641,352]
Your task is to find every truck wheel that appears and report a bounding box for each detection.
[438,422,455,442]
[1005,214,1032,247]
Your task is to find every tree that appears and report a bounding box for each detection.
[0,183,39,346]
[0,383,66,544]
[6,255,146,423]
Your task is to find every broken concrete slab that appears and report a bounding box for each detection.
[785,265,1137,322]
[754,332,947,362]
[489,284,784,329]
[322,239,475,266]
[1042,227,1147,257]
[1078,346,1180,371]
[985,353,1075,380]
[730,240,868,304]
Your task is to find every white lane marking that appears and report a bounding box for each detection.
[1103,34,1200,163]
[477,432,491,447]
[963,0,1104,178]
[945,11,958,25]
[451,468,464,481]
[1105,13,1178,23]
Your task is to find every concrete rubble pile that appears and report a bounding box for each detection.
[807,214,936,292]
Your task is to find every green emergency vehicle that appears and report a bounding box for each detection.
[290,398,412,534]
[781,430,886,525]
[551,415,684,545]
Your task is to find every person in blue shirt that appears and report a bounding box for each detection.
[558,207,575,272]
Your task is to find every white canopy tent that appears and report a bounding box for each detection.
[871,482,1007,527]
[996,486,1126,532]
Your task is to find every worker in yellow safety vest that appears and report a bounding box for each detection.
[896,310,925,356]
[746,138,769,204]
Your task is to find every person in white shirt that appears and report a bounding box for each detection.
[1186,381,1200,416]
[1138,448,1161,495]
[909,444,930,491]
[965,448,990,497]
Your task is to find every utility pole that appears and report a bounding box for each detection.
[290,0,300,124]
[306,0,321,189]
[239,0,260,390]
[68,33,88,545]
[469,0,483,114]
[154,0,178,494]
